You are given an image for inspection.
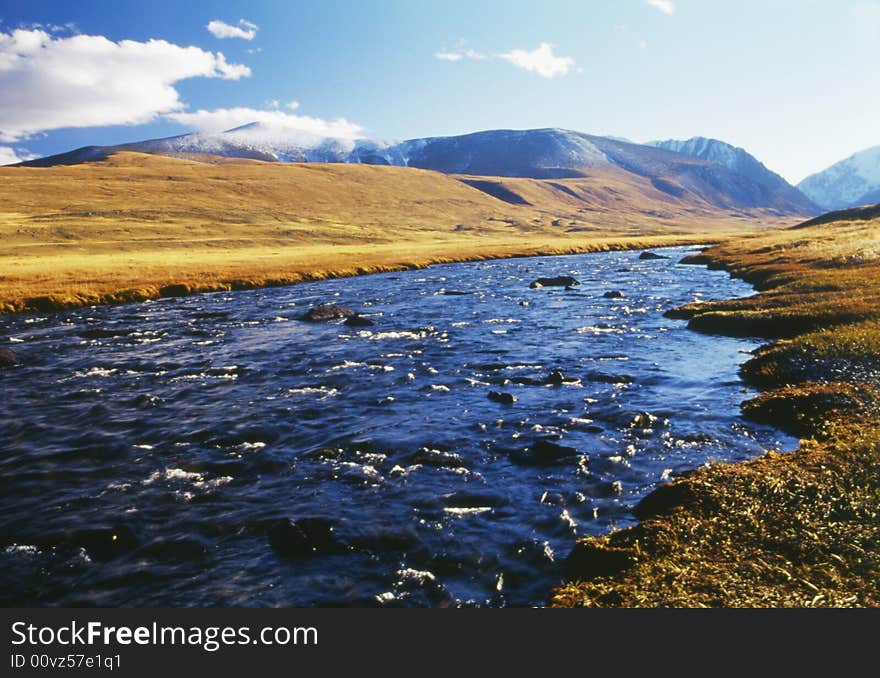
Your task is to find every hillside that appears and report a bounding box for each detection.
[0,151,792,314]
[21,127,817,216]
[648,137,817,213]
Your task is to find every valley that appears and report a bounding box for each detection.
[0,149,796,315]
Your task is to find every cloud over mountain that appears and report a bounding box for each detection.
[164,107,363,139]
[0,28,250,142]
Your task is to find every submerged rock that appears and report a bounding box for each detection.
[529,276,580,289]
[603,290,625,299]
[510,439,580,466]
[267,518,343,556]
[442,490,508,509]
[629,411,660,429]
[0,347,19,367]
[72,526,138,561]
[300,304,356,322]
[545,369,580,386]
[344,315,375,327]
[639,251,669,260]
[682,433,714,444]
[488,390,517,405]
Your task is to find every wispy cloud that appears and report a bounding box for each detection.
[164,107,363,140]
[437,42,575,78]
[435,48,485,62]
[206,19,258,40]
[0,28,250,142]
[645,0,675,15]
[498,43,574,78]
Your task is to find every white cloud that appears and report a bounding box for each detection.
[0,28,250,142]
[0,145,21,164]
[206,19,258,41]
[639,39,648,49]
[498,43,574,78]
[286,101,300,110]
[164,107,363,139]
[436,51,463,62]
[435,48,485,62]
[645,0,675,15]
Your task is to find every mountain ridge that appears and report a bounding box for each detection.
[16,125,818,215]
[798,145,880,210]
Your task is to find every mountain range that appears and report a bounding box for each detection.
[20,126,822,216]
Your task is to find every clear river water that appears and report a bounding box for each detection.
[0,246,796,607]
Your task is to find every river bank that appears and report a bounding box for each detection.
[0,234,722,316]
[552,210,880,607]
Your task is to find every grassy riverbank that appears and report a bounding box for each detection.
[552,207,880,607]
[0,152,788,315]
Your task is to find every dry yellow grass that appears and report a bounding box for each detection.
[0,152,792,313]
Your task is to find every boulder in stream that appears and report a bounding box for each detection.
[529,276,580,289]
[300,304,356,322]
[0,347,19,367]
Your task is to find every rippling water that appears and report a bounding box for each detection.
[0,247,795,607]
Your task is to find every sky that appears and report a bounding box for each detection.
[1,0,879,183]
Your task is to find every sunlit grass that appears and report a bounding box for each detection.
[0,151,789,314]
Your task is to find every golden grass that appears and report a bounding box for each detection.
[552,211,880,608]
[0,152,791,314]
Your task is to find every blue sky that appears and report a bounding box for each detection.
[1,0,878,182]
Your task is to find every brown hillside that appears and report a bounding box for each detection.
[0,152,792,313]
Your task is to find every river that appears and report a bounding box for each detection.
[0,246,796,606]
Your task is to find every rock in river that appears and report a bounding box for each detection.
[300,304,356,322]
[510,439,580,466]
[545,369,580,386]
[529,276,580,289]
[488,390,517,405]
[639,251,669,260]
[344,315,375,327]
[0,347,19,367]
[603,290,625,299]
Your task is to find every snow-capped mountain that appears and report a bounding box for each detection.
[797,145,880,210]
[21,126,818,215]
[120,121,408,165]
[648,137,817,213]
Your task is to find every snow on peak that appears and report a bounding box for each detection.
[798,145,880,210]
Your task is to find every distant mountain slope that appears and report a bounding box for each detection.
[793,202,880,229]
[648,137,817,213]
[19,126,818,215]
[797,145,880,210]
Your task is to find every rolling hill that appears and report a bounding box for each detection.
[21,126,818,216]
[0,150,795,314]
